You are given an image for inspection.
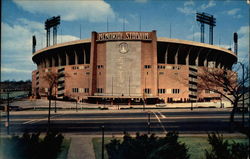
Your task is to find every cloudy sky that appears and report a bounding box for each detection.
[1,0,249,81]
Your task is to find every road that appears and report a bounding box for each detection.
[0,108,248,135]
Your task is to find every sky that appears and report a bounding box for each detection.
[1,0,249,81]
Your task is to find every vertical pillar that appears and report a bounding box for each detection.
[66,51,69,65]
[42,59,45,68]
[58,54,62,66]
[53,26,57,45]
[47,29,50,47]
[164,45,168,64]
[90,31,98,96]
[203,58,207,67]
[151,30,158,97]
[201,23,204,43]
[38,60,41,69]
[186,47,192,65]
[45,58,50,68]
[52,56,55,67]
[174,47,180,64]
[83,49,86,64]
[75,51,78,65]
[204,50,211,67]
[195,49,201,66]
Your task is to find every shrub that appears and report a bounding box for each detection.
[205,132,249,159]
[106,131,189,159]
[1,131,64,159]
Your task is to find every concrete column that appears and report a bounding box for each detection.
[217,62,221,68]
[75,50,78,65]
[52,56,55,67]
[203,50,211,67]
[186,47,192,65]
[164,45,169,64]
[45,58,50,68]
[66,51,69,65]
[42,59,45,68]
[58,54,62,66]
[195,49,201,66]
[37,60,41,69]
[83,48,86,64]
[174,47,180,64]
[203,58,207,67]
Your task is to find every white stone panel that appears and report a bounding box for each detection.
[106,41,141,96]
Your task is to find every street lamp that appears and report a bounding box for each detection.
[148,111,151,134]
[5,92,10,135]
[101,125,105,159]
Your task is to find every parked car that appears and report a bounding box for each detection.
[9,106,23,111]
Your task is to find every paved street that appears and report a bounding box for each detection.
[1,108,248,135]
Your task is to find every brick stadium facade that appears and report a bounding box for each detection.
[32,31,237,104]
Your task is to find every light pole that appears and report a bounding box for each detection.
[238,62,245,127]
[101,125,105,159]
[6,92,10,135]
[54,86,57,113]
[190,100,193,111]
[75,99,78,112]
[148,111,151,134]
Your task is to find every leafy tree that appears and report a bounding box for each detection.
[106,131,189,159]
[205,132,249,159]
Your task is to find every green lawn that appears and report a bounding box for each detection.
[57,138,71,159]
[92,138,111,159]
[92,136,248,159]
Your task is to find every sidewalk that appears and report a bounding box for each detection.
[1,98,233,110]
[67,137,95,159]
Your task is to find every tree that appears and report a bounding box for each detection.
[0,131,64,159]
[197,65,249,125]
[205,132,249,159]
[43,72,60,131]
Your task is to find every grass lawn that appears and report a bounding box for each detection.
[92,136,248,159]
[57,138,71,159]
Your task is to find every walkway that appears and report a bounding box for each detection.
[67,137,96,159]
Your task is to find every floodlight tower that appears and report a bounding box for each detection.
[196,12,216,44]
[45,16,60,47]
[233,32,238,55]
[32,35,36,53]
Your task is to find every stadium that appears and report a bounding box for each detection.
[32,30,237,104]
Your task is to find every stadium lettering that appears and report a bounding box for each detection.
[97,32,151,41]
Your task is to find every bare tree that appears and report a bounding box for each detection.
[197,65,249,125]
[43,72,60,131]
